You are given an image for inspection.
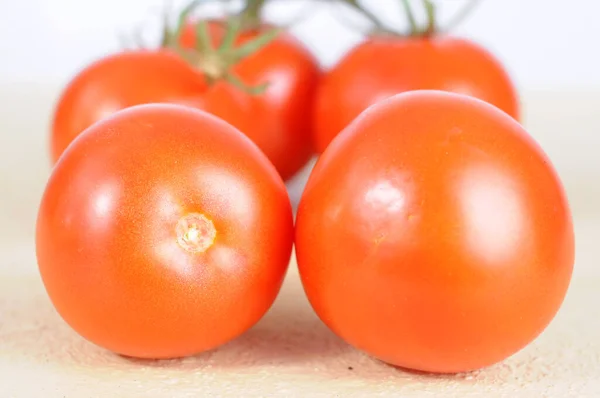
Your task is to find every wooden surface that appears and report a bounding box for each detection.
[1,216,599,397]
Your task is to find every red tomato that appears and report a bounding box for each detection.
[37,104,294,359]
[180,22,321,180]
[296,91,573,373]
[313,37,520,153]
[51,35,319,181]
[51,50,206,164]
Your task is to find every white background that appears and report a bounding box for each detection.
[0,0,598,241]
[0,0,599,90]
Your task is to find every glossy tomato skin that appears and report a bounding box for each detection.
[296,91,573,373]
[51,50,207,164]
[37,104,294,359]
[182,23,321,180]
[174,81,261,141]
[313,37,520,153]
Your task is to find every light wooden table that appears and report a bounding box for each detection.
[1,215,599,397]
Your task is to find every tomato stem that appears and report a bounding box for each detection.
[176,213,217,253]
[422,0,436,36]
[400,0,418,35]
[230,27,281,62]
[337,0,479,38]
[218,17,241,52]
[195,20,214,53]
[164,2,281,94]
[241,0,268,28]
[160,3,174,48]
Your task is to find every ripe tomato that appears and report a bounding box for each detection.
[296,91,574,373]
[180,22,321,180]
[37,104,294,359]
[313,37,520,153]
[51,35,319,182]
[51,50,206,164]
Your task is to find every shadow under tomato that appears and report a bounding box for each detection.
[1,271,494,386]
[0,271,349,372]
[390,364,465,378]
[121,276,352,370]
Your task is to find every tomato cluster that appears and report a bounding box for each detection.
[36,0,574,374]
[52,16,320,182]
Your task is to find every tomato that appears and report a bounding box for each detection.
[52,24,320,182]
[37,104,294,359]
[313,37,520,153]
[296,91,574,373]
[51,49,270,167]
[180,22,321,180]
[51,50,207,164]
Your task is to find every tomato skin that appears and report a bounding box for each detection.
[313,37,519,153]
[51,50,207,164]
[173,82,261,140]
[37,104,294,359]
[296,91,573,373]
[182,23,321,180]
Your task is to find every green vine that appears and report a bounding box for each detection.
[240,0,268,29]
[335,0,481,37]
[161,0,281,94]
[423,0,436,36]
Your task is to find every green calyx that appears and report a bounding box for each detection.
[162,0,280,95]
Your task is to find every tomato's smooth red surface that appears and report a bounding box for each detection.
[173,81,262,143]
[51,50,207,164]
[181,22,321,180]
[296,91,574,373]
[37,104,294,359]
[313,37,520,153]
